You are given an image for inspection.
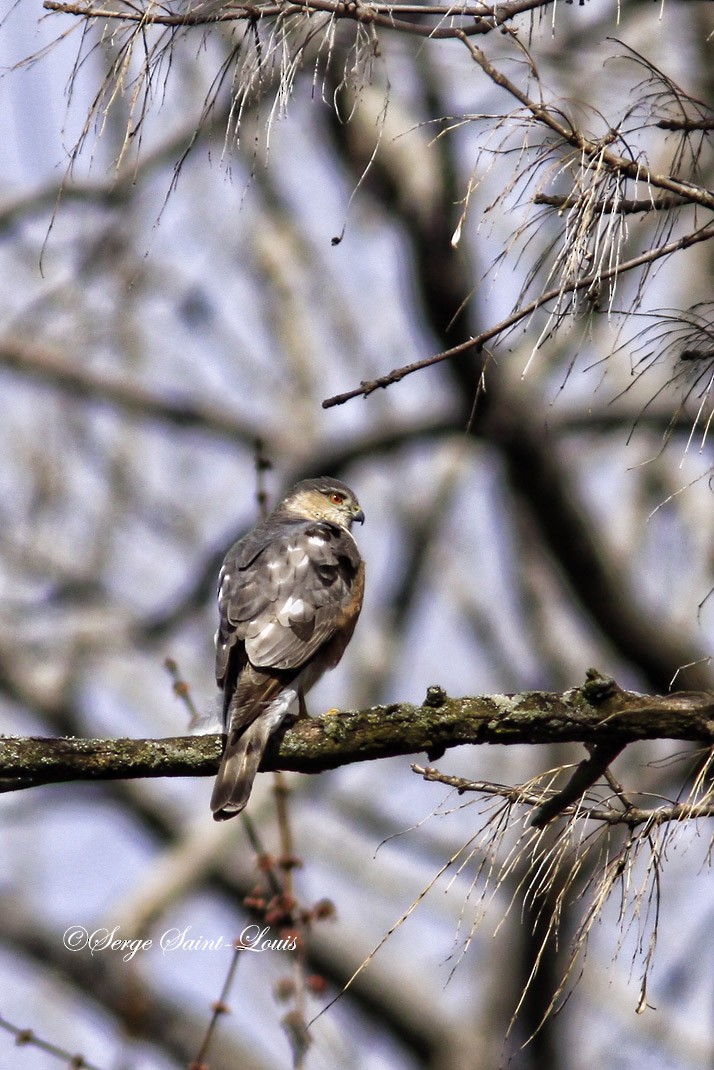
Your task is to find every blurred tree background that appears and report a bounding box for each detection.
[0,1,713,1068]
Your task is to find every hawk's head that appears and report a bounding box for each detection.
[281,477,365,530]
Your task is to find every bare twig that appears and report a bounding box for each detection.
[529,742,625,827]
[190,945,243,1070]
[164,658,203,731]
[322,222,714,407]
[0,1013,107,1070]
[656,118,714,132]
[413,763,714,828]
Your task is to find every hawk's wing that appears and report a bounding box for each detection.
[216,517,362,695]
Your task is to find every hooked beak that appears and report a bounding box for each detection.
[353,508,365,525]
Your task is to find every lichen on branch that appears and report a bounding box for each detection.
[1,671,713,795]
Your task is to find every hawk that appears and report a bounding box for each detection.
[211,477,365,820]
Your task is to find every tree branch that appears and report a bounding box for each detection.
[42,0,552,38]
[532,193,689,214]
[2,673,714,792]
[0,340,262,445]
[528,741,625,827]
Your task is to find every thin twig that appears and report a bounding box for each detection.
[163,658,203,731]
[0,1012,107,1070]
[413,763,714,828]
[322,222,714,407]
[190,945,243,1070]
[529,742,625,827]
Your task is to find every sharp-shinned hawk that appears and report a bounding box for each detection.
[211,477,365,820]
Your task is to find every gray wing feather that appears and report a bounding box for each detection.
[216,518,360,685]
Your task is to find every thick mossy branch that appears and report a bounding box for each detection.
[1,672,714,792]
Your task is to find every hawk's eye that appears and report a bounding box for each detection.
[328,492,345,505]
